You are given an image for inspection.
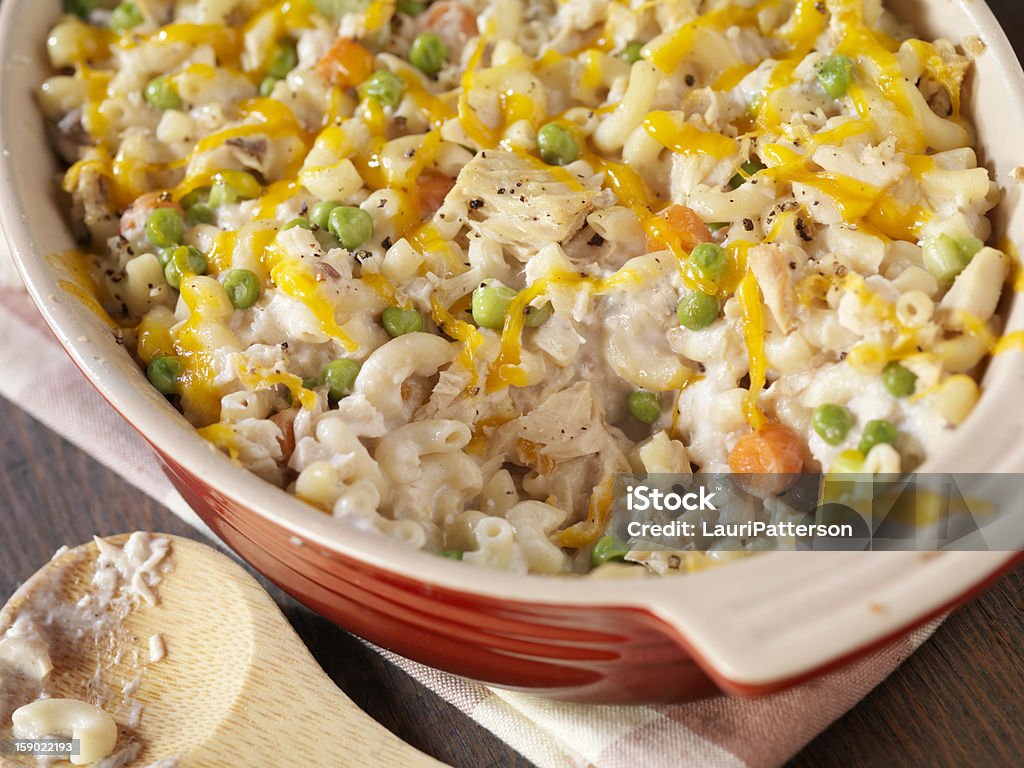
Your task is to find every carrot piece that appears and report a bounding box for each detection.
[417,172,455,217]
[314,38,374,89]
[728,422,804,496]
[646,204,713,253]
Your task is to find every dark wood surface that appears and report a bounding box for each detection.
[2,1,1023,766]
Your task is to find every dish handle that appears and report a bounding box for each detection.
[644,550,1020,695]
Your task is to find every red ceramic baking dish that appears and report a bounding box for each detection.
[1,0,1022,703]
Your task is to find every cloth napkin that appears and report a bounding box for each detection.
[0,239,940,768]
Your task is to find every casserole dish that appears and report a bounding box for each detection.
[1,0,1022,702]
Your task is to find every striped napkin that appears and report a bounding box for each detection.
[0,239,939,768]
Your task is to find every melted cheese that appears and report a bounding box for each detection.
[643,111,738,158]
[760,144,930,241]
[552,478,613,549]
[50,250,119,328]
[236,360,318,410]
[829,0,928,152]
[648,2,764,74]
[904,39,967,119]
[261,242,358,351]
[136,313,174,364]
[430,295,485,386]
[206,231,239,274]
[196,422,240,461]
[193,98,311,163]
[254,179,302,219]
[130,24,245,68]
[735,270,767,429]
[994,332,1024,356]
[457,40,497,149]
[172,279,228,426]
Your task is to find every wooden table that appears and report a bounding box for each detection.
[3,1,1024,765]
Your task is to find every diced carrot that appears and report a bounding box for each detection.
[421,1,478,52]
[314,38,374,89]
[418,172,455,217]
[646,204,713,253]
[728,422,804,496]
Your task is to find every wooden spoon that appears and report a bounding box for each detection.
[0,534,446,767]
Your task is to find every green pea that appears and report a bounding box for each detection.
[882,361,917,398]
[818,54,855,99]
[164,245,207,289]
[397,0,426,14]
[321,358,361,400]
[145,207,184,248]
[163,261,181,290]
[144,75,182,110]
[382,306,424,337]
[621,42,644,64]
[472,280,517,329]
[410,33,447,76]
[523,301,553,328]
[362,70,405,108]
[689,242,728,284]
[310,200,341,230]
[223,268,261,309]
[178,189,206,209]
[259,76,279,98]
[147,356,183,395]
[109,2,143,32]
[63,0,97,19]
[328,206,374,250]
[537,122,579,167]
[812,403,854,446]
[858,419,899,455]
[677,291,719,330]
[282,217,312,231]
[922,233,982,282]
[175,245,207,275]
[441,549,464,560]
[627,390,661,424]
[156,247,174,267]
[208,171,261,207]
[591,535,630,566]
[729,160,765,189]
[186,203,214,225]
[267,41,298,78]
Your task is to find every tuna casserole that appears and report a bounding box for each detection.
[39,0,1010,574]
